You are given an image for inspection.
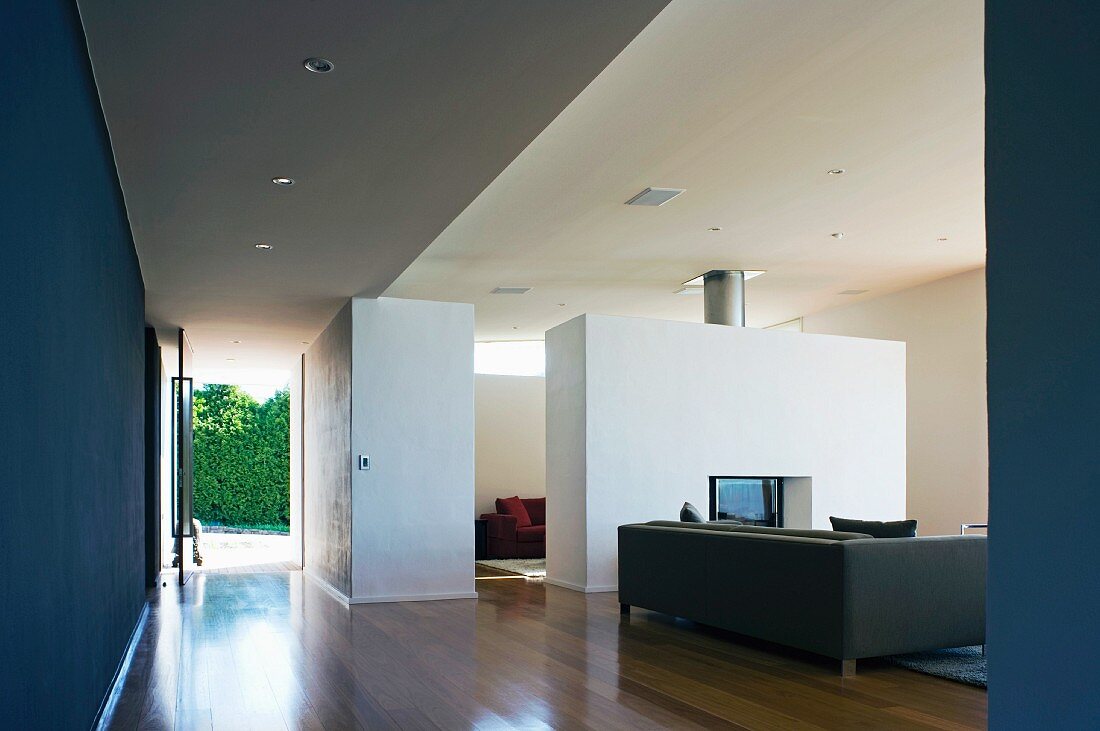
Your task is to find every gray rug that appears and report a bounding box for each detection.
[475,558,546,577]
[887,645,986,687]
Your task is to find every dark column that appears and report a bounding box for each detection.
[144,328,162,587]
[985,2,1100,726]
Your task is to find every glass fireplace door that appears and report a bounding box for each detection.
[709,477,782,526]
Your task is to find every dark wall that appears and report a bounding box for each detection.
[986,2,1100,727]
[304,302,353,596]
[0,2,147,728]
[144,329,162,587]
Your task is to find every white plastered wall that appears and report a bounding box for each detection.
[546,314,906,592]
[349,297,476,602]
[803,268,987,536]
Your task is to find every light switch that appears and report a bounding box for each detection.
[359,454,370,471]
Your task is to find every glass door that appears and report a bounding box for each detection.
[709,476,783,526]
[173,328,195,586]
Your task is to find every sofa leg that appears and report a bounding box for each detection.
[620,603,630,615]
[841,659,856,677]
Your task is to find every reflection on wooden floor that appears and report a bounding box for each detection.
[103,568,987,730]
[198,561,302,575]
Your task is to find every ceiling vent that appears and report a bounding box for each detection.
[491,286,532,295]
[625,187,686,206]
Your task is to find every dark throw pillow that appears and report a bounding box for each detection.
[829,516,917,538]
[497,496,533,528]
[680,502,706,523]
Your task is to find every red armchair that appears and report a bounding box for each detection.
[481,496,545,558]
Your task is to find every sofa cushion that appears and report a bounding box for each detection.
[522,497,546,526]
[644,521,874,541]
[830,516,917,538]
[516,525,545,543]
[680,501,706,522]
[497,496,532,528]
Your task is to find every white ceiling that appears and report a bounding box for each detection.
[81,0,985,370]
[386,0,986,341]
[78,0,669,370]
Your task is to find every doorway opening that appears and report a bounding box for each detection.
[184,380,295,572]
[151,333,302,580]
[473,342,547,583]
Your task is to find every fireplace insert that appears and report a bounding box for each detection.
[709,476,783,527]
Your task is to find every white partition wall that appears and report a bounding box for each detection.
[546,314,906,593]
[301,297,476,603]
[545,318,590,593]
[802,268,988,536]
[349,297,476,603]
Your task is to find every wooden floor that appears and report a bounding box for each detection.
[199,561,302,575]
[101,569,986,730]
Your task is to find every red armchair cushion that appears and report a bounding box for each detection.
[481,513,518,540]
[522,497,546,526]
[496,496,532,528]
[516,525,545,543]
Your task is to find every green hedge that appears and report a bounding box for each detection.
[193,384,289,529]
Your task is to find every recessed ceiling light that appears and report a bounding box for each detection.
[937,236,949,242]
[255,243,273,250]
[303,57,334,74]
[230,340,241,344]
[557,303,566,307]
[301,341,309,345]
[831,232,846,239]
[839,289,868,295]
[512,326,519,330]
[827,168,846,175]
[226,358,236,362]
[491,286,532,295]
[625,187,686,206]
[707,227,723,232]
[271,177,294,186]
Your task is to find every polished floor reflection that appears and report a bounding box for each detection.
[102,570,986,729]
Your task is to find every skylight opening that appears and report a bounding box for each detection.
[474,341,545,377]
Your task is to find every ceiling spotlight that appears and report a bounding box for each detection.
[271,177,294,186]
[230,340,241,344]
[827,168,846,175]
[255,243,273,250]
[301,341,309,345]
[303,57,334,73]
[937,236,949,242]
[707,227,723,232]
[558,303,566,307]
[226,358,237,362]
[512,326,519,330]
[831,232,846,239]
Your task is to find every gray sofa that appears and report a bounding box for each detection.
[617,521,986,675]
